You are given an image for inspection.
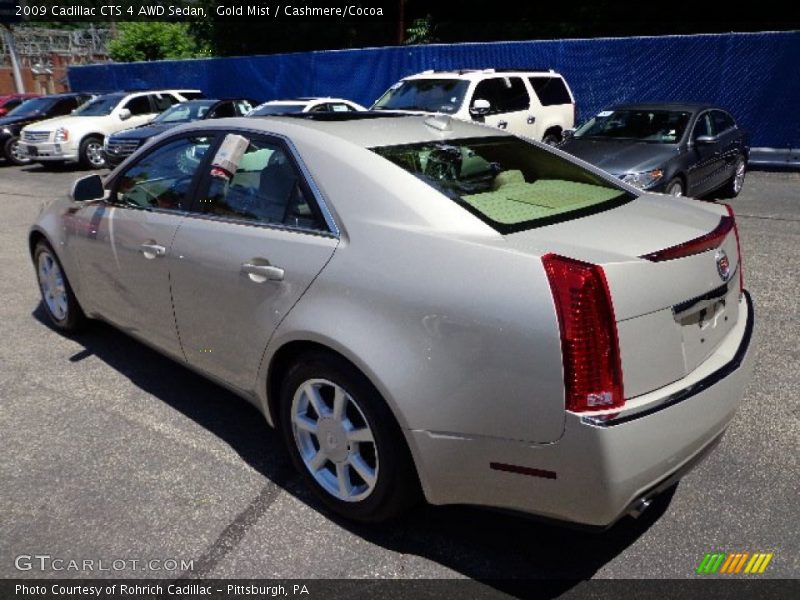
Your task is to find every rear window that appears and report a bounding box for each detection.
[529,77,572,106]
[372,136,633,234]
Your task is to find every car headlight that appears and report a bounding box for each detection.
[1,127,11,136]
[621,169,663,189]
[54,127,69,143]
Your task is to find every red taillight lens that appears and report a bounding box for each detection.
[723,203,744,292]
[542,254,624,412]
[639,216,734,262]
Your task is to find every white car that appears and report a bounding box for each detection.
[20,89,202,168]
[248,97,366,116]
[373,69,576,144]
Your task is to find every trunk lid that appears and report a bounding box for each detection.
[505,194,742,399]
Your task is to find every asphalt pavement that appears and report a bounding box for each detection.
[0,161,797,595]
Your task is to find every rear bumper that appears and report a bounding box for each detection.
[408,291,755,527]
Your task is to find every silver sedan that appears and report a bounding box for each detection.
[29,113,755,526]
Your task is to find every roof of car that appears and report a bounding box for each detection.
[611,102,718,113]
[404,69,561,80]
[181,112,509,149]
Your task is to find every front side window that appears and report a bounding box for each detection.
[575,110,691,144]
[209,102,236,118]
[372,136,633,233]
[693,113,715,139]
[195,138,325,231]
[114,135,214,211]
[124,96,152,116]
[472,77,530,114]
[711,110,735,134]
[372,79,469,114]
[151,93,178,112]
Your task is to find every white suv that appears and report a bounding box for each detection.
[20,89,202,168]
[372,69,576,144]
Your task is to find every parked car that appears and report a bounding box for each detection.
[372,69,576,144]
[560,103,749,198]
[104,98,256,168]
[19,89,202,169]
[0,93,94,166]
[29,113,754,527]
[248,97,366,116]
[0,93,39,117]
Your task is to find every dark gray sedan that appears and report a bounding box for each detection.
[560,103,748,198]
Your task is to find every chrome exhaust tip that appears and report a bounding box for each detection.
[629,497,652,519]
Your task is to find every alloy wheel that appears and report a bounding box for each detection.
[37,251,68,321]
[291,378,379,502]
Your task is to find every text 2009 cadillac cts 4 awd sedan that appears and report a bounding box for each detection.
[29,113,755,527]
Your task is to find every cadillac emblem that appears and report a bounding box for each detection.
[715,249,731,282]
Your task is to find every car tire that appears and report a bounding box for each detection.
[34,241,86,332]
[721,156,747,198]
[665,177,684,197]
[79,135,106,169]
[542,131,562,146]
[279,351,420,522]
[4,136,31,166]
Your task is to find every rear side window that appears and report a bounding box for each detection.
[372,136,633,234]
[472,77,530,114]
[529,77,572,106]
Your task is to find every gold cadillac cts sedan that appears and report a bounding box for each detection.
[29,113,755,526]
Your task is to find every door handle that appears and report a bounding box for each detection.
[497,120,508,129]
[139,242,166,258]
[241,262,285,282]
[527,115,536,124]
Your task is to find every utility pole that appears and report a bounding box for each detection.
[397,0,406,44]
[2,24,25,93]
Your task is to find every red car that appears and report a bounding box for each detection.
[0,94,40,117]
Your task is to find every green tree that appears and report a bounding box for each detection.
[107,22,208,62]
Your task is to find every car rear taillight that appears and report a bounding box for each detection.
[542,254,624,412]
[723,203,745,292]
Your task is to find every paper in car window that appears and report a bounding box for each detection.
[331,105,349,112]
[212,133,249,177]
[597,111,614,117]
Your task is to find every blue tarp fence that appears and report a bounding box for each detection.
[68,31,800,149]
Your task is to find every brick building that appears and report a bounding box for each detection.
[1,26,110,95]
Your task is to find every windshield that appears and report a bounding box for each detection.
[154,101,216,123]
[372,79,469,114]
[5,97,55,117]
[372,136,633,234]
[574,109,691,143]
[74,94,124,117]
[250,103,306,116]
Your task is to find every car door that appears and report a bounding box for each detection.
[169,133,339,392]
[471,77,534,137]
[686,111,724,196]
[70,133,217,358]
[711,110,742,187]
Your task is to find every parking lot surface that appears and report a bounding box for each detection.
[0,162,798,593]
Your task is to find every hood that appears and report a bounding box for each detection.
[20,115,76,132]
[560,139,679,175]
[0,113,41,129]
[111,122,176,141]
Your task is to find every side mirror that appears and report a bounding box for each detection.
[119,108,132,121]
[562,128,576,140]
[70,174,105,203]
[695,135,718,145]
[469,99,491,117]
